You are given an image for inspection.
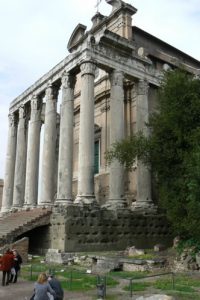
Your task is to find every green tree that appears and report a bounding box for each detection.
[106,69,200,240]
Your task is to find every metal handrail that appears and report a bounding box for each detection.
[129,272,175,297]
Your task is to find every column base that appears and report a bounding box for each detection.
[103,198,127,210]
[37,202,54,208]
[131,200,157,214]
[0,206,11,214]
[55,198,73,206]
[74,195,98,206]
[11,206,23,212]
[22,204,37,210]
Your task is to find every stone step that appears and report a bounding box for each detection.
[0,208,52,246]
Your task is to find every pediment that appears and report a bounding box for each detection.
[67,23,87,52]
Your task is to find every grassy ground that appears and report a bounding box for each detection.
[21,256,200,299]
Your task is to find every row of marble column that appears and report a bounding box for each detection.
[1,60,153,213]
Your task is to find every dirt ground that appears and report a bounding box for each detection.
[0,272,140,300]
[0,272,97,300]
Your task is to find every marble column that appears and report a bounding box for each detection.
[107,69,126,208]
[39,83,58,206]
[1,113,17,213]
[75,61,96,205]
[24,95,41,207]
[56,71,76,205]
[132,79,155,212]
[13,106,27,208]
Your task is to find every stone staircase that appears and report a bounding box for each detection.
[0,208,52,247]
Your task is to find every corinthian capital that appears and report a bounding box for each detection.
[80,61,96,77]
[62,71,76,89]
[138,79,149,96]
[31,95,39,111]
[8,113,16,127]
[110,70,124,87]
[19,106,25,119]
[45,83,59,101]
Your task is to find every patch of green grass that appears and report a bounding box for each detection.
[175,274,200,288]
[153,278,196,293]
[123,282,150,292]
[109,270,149,279]
[167,291,200,300]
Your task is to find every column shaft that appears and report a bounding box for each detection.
[75,61,96,205]
[40,84,58,205]
[13,107,27,208]
[1,114,17,213]
[108,70,126,208]
[133,79,155,212]
[56,72,76,204]
[24,96,41,207]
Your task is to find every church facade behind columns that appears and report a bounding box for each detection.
[1,0,200,252]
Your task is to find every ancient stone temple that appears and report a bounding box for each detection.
[1,0,200,254]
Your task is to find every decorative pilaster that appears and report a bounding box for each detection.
[1,113,17,213]
[39,83,58,206]
[13,106,27,208]
[75,61,97,205]
[132,79,156,213]
[56,71,76,205]
[107,69,126,208]
[24,95,41,207]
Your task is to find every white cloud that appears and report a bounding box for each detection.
[0,0,199,178]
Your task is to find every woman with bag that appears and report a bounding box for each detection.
[31,272,56,300]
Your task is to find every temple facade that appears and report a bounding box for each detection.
[1,0,200,252]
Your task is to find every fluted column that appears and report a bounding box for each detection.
[39,83,58,206]
[107,69,126,208]
[75,61,96,205]
[1,113,17,213]
[13,106,27,208]
[24,96,41,207]
[132,79,155,212]
[56,72,76,205]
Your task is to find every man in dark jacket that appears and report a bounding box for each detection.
[1,249,14,286]
[48,275,64,300]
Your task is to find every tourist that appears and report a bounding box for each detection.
[32,272,56,300]
[48,274,64,300]
[9,249,23,283]
[1,248,14,286]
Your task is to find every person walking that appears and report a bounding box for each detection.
[32,272,56,300]
[48,274,64,300]
[1,248,14,286]
[9,249,22,283]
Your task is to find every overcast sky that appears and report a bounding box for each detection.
[0,0,200,178]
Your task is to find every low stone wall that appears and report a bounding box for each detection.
[51,205,173,252]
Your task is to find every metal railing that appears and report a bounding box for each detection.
[27,265,107,298]
[129,272,175,297]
